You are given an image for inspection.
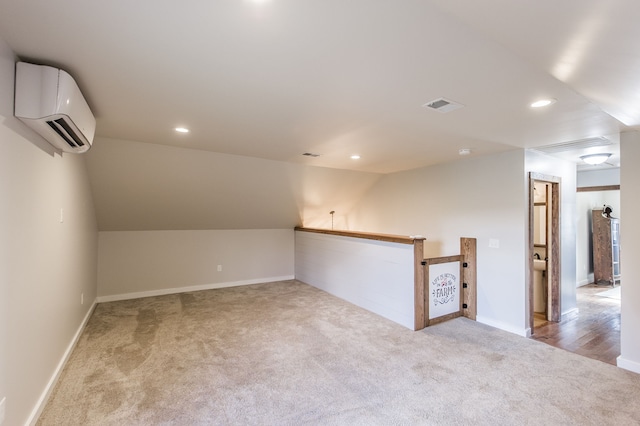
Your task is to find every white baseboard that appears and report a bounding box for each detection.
[27,301,97,426]
[577,273,594,287]
[26,276,294,423]
[96,275,295,303]
[617,356,640,374]
[476,315,528,337]
[562,307,579,319]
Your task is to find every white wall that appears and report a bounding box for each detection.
[346,150,529,335]
[344,149,578,336]
[577,168,620,188]
[525,150,578,319]
[0,39,98,425]
[619,131,640,373]
[295,231,416,329]
[97,229,294,300]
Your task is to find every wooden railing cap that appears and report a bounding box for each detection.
[295,226,425,245]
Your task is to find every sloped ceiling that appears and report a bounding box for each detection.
[0,0,635,229]
[430,0,640,129]
[85,137,382,231]
[0,1,633,172]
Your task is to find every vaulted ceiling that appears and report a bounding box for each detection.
[1,0,636,174]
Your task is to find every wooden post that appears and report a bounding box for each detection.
[413,238,425,330]
[549,183,561,322]
[461,237,477,320]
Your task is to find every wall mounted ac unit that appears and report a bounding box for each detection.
[14,62,96,153]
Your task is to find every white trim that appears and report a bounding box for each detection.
[617,356,640,374]
[476,315,528,337]
[561,307,579,319]
[0,397,5,425]
[27,301,97,426]
[95,276,295,303]
[577,279,591,287]
[577,273,594,287]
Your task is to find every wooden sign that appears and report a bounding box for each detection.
[423,254,464,326]
[428,261,460,319]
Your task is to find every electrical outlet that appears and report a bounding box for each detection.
[0,397,6,425]
[59,208,64,223]
[217,265,222,272]
[81,293,84,305]
[489,239,500,249]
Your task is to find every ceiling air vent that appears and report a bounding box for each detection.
[422,97,464,113]
[534,137,611,154]
[302,152,320,157]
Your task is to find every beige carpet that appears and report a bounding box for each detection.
[38,280,640,425]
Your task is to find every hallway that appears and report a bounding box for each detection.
[531,284,621,365]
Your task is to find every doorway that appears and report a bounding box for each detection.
[529,172,560,332]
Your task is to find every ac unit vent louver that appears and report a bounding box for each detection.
[46,118,86,149]
[14,62,96,153]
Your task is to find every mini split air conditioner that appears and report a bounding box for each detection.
[14,62,96,153]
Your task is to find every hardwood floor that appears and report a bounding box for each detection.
[530,284,620,365]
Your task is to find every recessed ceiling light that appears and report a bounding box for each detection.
[175,127,189,133]
[458,148,471,156]
[530,98,556,108]
[350,155,361,160]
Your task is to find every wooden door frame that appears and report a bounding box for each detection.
[529,172,561,332]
